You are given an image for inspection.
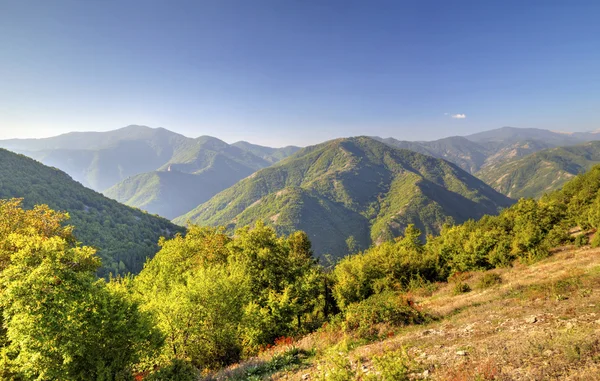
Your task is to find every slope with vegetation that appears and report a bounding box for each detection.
[476,141,600,199]
[0,149,182,276]
[176,136,513,257]
[105,136,274,219]
[3,161,600,379]
[199,164,600,381]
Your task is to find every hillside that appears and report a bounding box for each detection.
[105,136,275,218]
[376,127,600,175]
[0,126,299,193]
[477,141,600,199]
[215,246,600,380]
[175,137,513,257]
[0,148,183,276]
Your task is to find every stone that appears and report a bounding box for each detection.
[525,316,537,324]
[565,322,575,329]
[456,350,468,356]
[302,374,310,380]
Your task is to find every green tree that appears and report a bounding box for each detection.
[0,199,160,380]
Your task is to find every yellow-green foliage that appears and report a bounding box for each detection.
[333,225,438,309]
[0,199,160,380]
[134,222,326,370]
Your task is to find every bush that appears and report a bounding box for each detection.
[476,273,503,289]
[453,282,471,295]
[144,359,199,381]
[342,292,426,339]
[574,234,589,247]
[369,347,413,381]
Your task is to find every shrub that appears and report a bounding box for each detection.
[453,282,471,295]
[369,347,413,381]
[144,359,199,381]
[574,234,589,247]
[342,292,426,339]
[476,273,503,289]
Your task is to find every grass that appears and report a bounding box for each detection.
[223,245,600,380]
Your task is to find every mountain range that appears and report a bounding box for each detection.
[477,141,600,199]
[0,125,300,219]
[374,127,600,174]
[175,136,514,257]
[2,124,600,263]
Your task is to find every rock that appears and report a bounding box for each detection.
[543,349,553,357]
[456,350,468,356]
[302,374,310,380]
[423,369,430,377]
[525,316,537,324]
[565,322,575,329]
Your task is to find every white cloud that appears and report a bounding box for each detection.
[451,113,466,119]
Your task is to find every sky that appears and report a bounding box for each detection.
[0,0,599,146]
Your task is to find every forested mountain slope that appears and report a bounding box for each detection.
[175,136,513,257]
[104,136,275,218]
[376,127,600,174]
[0,126,299,193]
[477,141,600,199]
[0,148,183,276]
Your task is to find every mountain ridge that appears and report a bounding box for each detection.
[175,136,513,257]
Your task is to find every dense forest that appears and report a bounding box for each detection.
[2,160,600,380]
[0,149,183,277]
[176,137,513,256]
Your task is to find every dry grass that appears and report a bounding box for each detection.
[216,246,600,380]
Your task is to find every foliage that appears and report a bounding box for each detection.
[134,222,326,370]
[476,273,503,289]
[0,149,184,276]
[0,199,160,380]
[368,347,413,381]
[341,292,426,339]
[332,225,439,309]
[144,359,199,381]
[453,282,472,295]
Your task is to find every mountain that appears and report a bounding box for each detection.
[232,141,301,164]
[0,126,300,193]
[105,136,272,219]
[0,126,302,219]
[0,125,189,191]
[376,127,600,174]
[464,126,590,146]
[476,141,600,199]
[374,136,489,173]
[174,137,513,257]
[0,148,184,276]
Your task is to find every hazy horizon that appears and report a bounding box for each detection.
[3,124,600,149]
[1,1,599,146]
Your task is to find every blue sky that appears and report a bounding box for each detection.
[0,0,599,146]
